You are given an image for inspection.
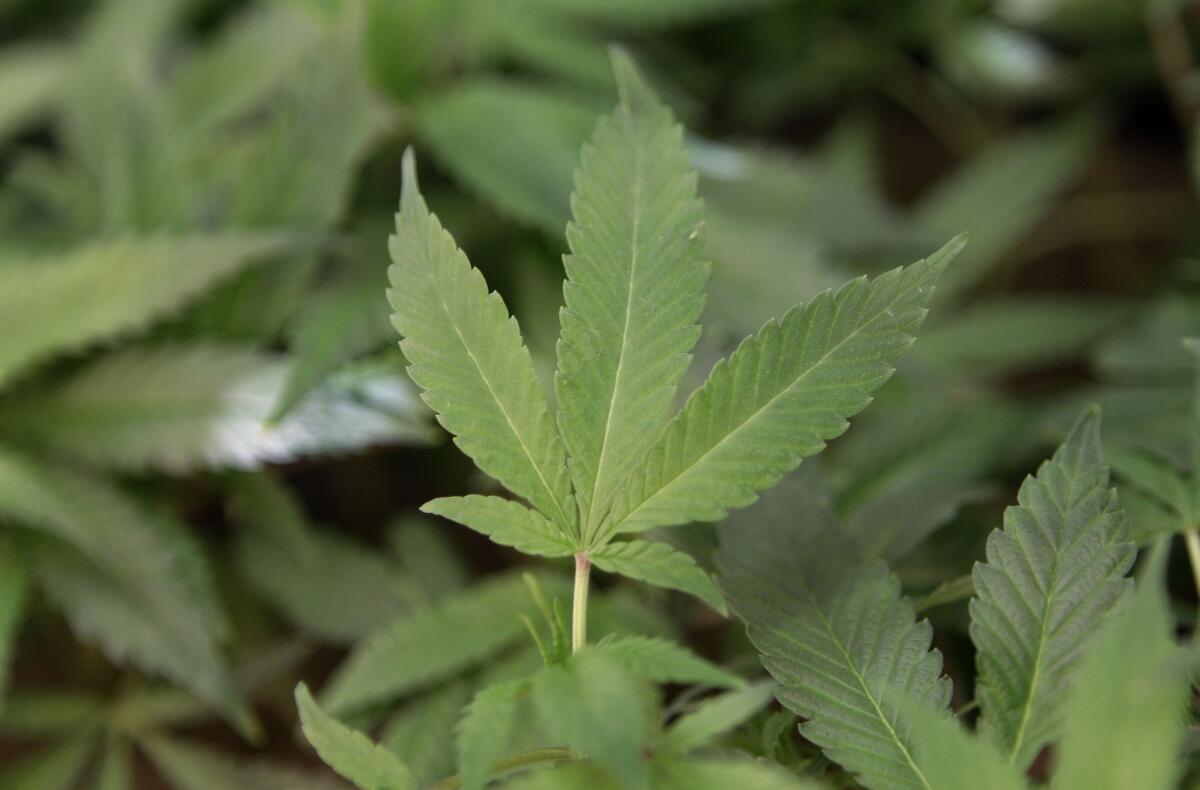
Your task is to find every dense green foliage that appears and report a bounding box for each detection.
[2,0,1200,788]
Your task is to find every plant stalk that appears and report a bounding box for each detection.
[1184,528,1200,604]
[572,553,590,653]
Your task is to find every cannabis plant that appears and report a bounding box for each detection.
[295,50,964,789]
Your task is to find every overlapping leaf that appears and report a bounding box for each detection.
[388,151,574,530]
[970,410,1135,769]
[719,469,950,790]
[605,236,961,537]
[554,50,708,539]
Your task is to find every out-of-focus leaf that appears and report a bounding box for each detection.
[296,684,416,790]
[529,0,781,26]
[0,344,433,473]
[0,730,97,790]
[1051,549,1187,790]
[1094,297,1200,384]
[655,756,823,790]
[0,541,29,707]
[142,735,349,790]
[0,692,104,737]
[916,113,1101,303]
[660,681,776,755]
[387,516,470,601]
[269,260,394,423]
[588,635,743,689]
[418,79,600,231]
[0,234,292,389]
[230,475,417,643]
[94,737,133,790]
[918,297,1133,376]
[0,45,64,144]
[458,680,528,790]
[533,651,653,789]
[321,572,552,714]
[380,683,469,786]
[901,705,1028,790]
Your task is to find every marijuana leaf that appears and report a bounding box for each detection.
[719,468,950,790]
[554,49,708,541]
[970,408,1135,769]
[388,151,575,534]
[603,235,962,538]
[295,683,415,790]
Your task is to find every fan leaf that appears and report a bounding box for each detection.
[590,540,724,613]
[555,51,708,540]
[969,409,1135,769]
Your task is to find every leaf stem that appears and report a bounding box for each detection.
[572,553,590,653]
[1183,528,1200,604]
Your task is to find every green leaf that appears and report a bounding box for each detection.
[0,344,432,472]
[230,475,416,643]
[590,540,725,613]
[0,541,29,707]
[917,297,1133,377]
[269,259,395,423]
[1050,549,1188,790]
[0,234,290,388]
[555,51,708,540]
[422,496,575,557]
[660,681,776,755]
[142,735,348,790]
[295,684,416,790]
[901,705,1028,790]
[0,45,64,144]
[654,756,823,790]
[417,79,598,231]
[970,409,1135,769]
[28,540,254,739]
[94,737,132,790]
[380,684,470,787]
[718,468,951,790]
[588,635,743,689]
[388,150,574,530]
[533,652,653,789]
[0,692,104,737]
[915,113,1099,304]
[458,680,529,790]
[604,238,959,537]
[0,730,97,790]
[320,572,548,714]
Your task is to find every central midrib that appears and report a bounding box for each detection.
[585,112,644,535]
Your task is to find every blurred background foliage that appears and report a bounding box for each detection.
[0,0,1198,786]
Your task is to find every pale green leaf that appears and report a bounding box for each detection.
[422,496,575,558]
[606,237,961,537]
[0,234,290,388]
[901,705,1028,790]
[533,652,652,789]
[590,540,725,613]
[529,0,782,26]
[458,680,529,790]
[970,409,1135,769]
[417,79,598,231]
[388,151,574,530]
[1050,550,1187,790]
[0,692,104,737]
[269,260,395,423]
[0,344,432,472]
[917,297,1133,377]
[230,475,416,642]
[660,681,776,755]
[296,684,416,790]
[380,683,470,787]
[142,735,348,790]
[916,113,1099,304]
[588,635,743,689]
[555,51,707,538]
[321,572,546,714]
[718,469,951,790]
[0,45,64,144]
